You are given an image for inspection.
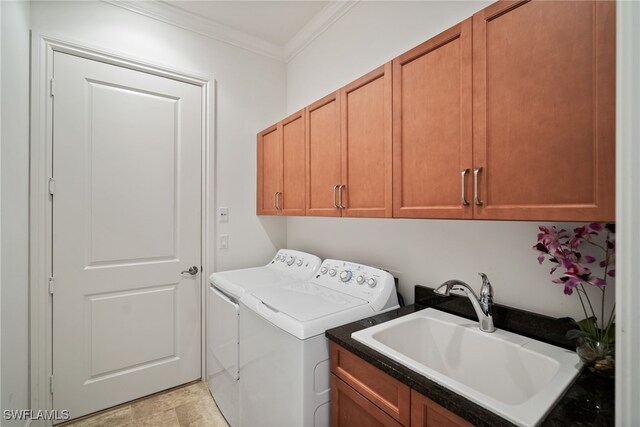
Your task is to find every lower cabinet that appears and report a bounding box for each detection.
[411,390,472,427]
[331,375,403,427]
[330,342,472,427]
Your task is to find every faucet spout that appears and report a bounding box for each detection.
[433,273,496,333]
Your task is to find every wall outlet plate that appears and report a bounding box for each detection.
[219,207,229,222]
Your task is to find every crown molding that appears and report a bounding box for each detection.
[102,0,359,63]
[284,1,358,62]
[102,0,285,61]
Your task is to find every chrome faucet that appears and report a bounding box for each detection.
[434,273,496,333]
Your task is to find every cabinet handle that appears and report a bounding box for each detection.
[461,169,470,206]
[338,185,346,209]
[274,192,279,210]
[474,168,483,206]
[333,185,340,208]
[276,192,282,210]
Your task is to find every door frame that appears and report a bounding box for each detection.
[29,35,215,425]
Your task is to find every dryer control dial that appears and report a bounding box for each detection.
[320,266,328,274]
[328,269,337,277]
[339,270,352,282]
[367,278,377,288]
[356,275,365,285]
[287,256,296,266]
[296,259,303,266]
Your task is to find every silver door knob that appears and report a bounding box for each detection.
[181,266,199,275]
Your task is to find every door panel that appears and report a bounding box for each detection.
[87,82,177,264]
[473,0,615,221]
[53,52,202,421]
[306,92,342,217]
[282,111,306,215]
[393,19,473,219]
[257,125,282,215]
[341,64,393,218]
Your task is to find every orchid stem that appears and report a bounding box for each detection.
[575,289,590,325]
[579,283,597,324]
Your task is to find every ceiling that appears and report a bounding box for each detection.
[165,1,330,45]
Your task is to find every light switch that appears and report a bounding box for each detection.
[219,234,229,249]
[219,207,229,222]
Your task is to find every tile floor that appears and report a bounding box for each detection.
[60,381,229,427]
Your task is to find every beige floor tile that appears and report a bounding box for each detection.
[124,408,180,427]
[60,382,226,427]
[63,406,133,427]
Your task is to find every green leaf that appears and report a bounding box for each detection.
[577,317,598,338]
[602,323,616,344]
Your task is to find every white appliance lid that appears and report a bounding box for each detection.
[251,282,367,322]
[210,267,289,298]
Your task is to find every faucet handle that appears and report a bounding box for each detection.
[478,272,493,299]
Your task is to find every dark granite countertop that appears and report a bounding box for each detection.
[325,285,614,427]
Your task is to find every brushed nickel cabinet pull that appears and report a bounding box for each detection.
[333,185,340,209]
[474,167,483,206]
[338,185,346,209]
[461,169,470,206]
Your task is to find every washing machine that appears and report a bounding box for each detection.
[239,259,399,427]
[207,249,322,427]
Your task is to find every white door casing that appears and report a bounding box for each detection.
[52,51,202,420]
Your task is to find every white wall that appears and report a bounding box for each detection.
[616,1,640,424]
[285,1,615,321]
[29,0,288,271]
[1,0,32,424]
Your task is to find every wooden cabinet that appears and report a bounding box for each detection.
[331,342,410,425]
[281,110,306,215]
[330,342,472,427]
[305,64,393,218]
[258,0,616,222]
[411,390,472,427]
[306,92,342,216]
[256,110,306,216]
[332,375,403,427]
[393,19,473,219]
[256,124,281,215]
[472,0,615,221]
[340,63,393,218]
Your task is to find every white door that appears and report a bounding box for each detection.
[52,52,202,420]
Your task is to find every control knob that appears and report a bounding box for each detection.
[367,278,377,288]
[356,275,365,285]
[320,266,328,274]
[296,259,303,266]
[287,256,296,266]
[339,270,352,282]
[328,269,337,277]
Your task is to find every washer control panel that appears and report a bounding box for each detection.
[314,259,397,311]
[269,249,322,279]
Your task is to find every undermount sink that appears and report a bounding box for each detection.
[351,308,582,427]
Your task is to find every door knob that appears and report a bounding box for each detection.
[181,266,199,275]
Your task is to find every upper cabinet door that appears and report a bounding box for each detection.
[473,0,615,221]
[306,92,342,217]
[392,19,473,219]
[257,124,282,215]
[281,110,306,216]
[340,64,393,218]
